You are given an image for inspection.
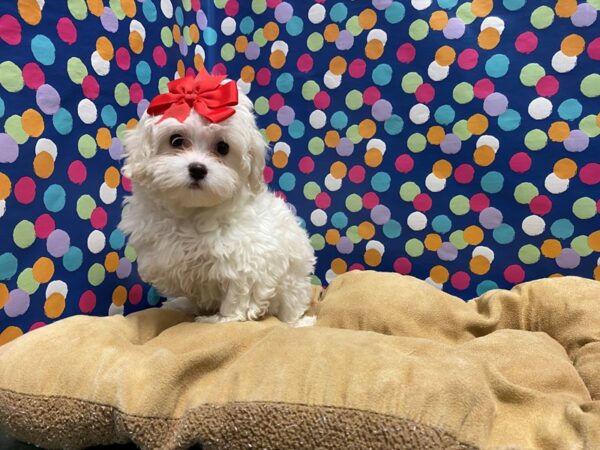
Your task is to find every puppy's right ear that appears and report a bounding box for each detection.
[120,115,155,180]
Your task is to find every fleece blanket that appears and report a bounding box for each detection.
[0,270,599,450]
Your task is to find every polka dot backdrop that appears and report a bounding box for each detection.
[1,1,600,344]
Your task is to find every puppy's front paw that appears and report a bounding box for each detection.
[161,297,198,315]
[194,314,244,324]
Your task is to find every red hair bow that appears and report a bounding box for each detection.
[147,68,238,123]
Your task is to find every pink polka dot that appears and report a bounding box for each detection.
[450,271,470,290]
[362,192,379,209]
[349,263,365,272]
[256,67,271,86]
[363,86,380,106]
[348,58,366,78]
[153,46,167,67]
[81,75,99,100]
[263,166,274,184]
[56,17,77,45]
[469,193,489,212]
[509,152,532,173]
[184,67,196,78]
[454,164,475,184]
[224,0,239,16]
[349,165,366,183]
[588,37,600,61]
[313,91,330,109]
[211,63,227,76]
[269,93,284,111]
[0,14,21,45]
[297,53,313,73]
[504,264,525,284]
[579,163,600,185]
[515,31,538,54]
[121,176,132,193]
[457,48,479,70]
[298,156,314,174]
[67,160,87,185]
[267,0,282,6]
[413,193,433,212]
[191,0,201,11]
[274,191,287,202]
[79,290,96,313]
[22,63,45,90]
[473,79,495,99]
[29,322,46,331]
[90,207,108,229]
[535,75,559,97]
[529,195,552,216]
[34,214,56,239]
[14,177,36,204]
[415,83,435,104]
[115,47,131,70]
[315,192,331,209]
[129,82,144,104]
[597,199,600,214]
[396,43,416,64]
[395,154,414,173]
[393,257,412,274]
[128,284,143,305]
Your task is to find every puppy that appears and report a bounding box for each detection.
[118,70,316,325]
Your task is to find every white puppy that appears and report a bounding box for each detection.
[118,72,316,325]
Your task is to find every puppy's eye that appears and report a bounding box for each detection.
[169,134,190,149]
[216,140,229,156]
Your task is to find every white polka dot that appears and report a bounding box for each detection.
[109,303,124,316]
[528,97,553,120]
[274,142,291,155]
[366,240,385,254]
[323,71,342,89]
[87,230,106,254]
[324,174,342,191]
[407,211,428,231]
[551,51,577,73]
[367,29,388,44]
[271,40,289,55]
[425,173,446,192]
[367,138,386,153]
[35,138,57,160]
[424,277,443,290]
[428,61,449,81]
[78,99,97,124]
[545,173,570,194]
[194,44,205,59]
[476,135,500,152]
[310,209,327,227]
[0,200,5,218]
[481,17,505,34]
[91,51,110,76]
[99,183,117,204]
[472,246,495,262]
[411,0,432,10]
[36,0,44,8]
[309,110,327,129]
[325,269,337,284]
[129,20,146,40]
[409,103,430,125]
[46,280,68,297]
[221,17,237,36]
[236,79,251,95]
[522,215,546,236]
[308,4,326,24]
[160,0,173,18]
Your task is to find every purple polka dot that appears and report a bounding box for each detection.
[555,248,580,269]
[100,7,119,33]
[116,257,132,279]
[440,133,462,154]
[571,3,597,27]
[443,18,465,40]
[5,289,30,318]
[372,0,393,10]
[178,38,188,56]
[336,137,354,156]
[46,229,70,258]
[336,237,354,254]
[371,99,393,121]
[371,205,391,225]
[483,93,508,117]
[274,2,294,23]
[479,207,503,230]
[245,42,260,60]
[196,10,208,30]
[335,30,354,51]
[277,105,295,126]
[109,139,124,161]
[0,133,18,163]
[564,130,589,152]
[437,242,458,261]
[137,99,150,119]
[36,84,61,114]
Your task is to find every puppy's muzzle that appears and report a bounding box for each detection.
[188,163,208,181]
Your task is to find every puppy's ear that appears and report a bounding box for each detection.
[121,115,155,180]
[248,128,268,194]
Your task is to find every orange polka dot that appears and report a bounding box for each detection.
[104,252,119,272]
[587,231,600,252]
[478,27,500,50]
[548,121,570,142]
[429,10,449,31]
[96,128,112,149]
[129,31,144,54]
[555,0,578,18]
[553,158,577,179]
[325,229,341,245]
[17,0,42,25]
[240,66,255,83]
[189,24,200,43]
[325,130,340,148]
[434,45,456,66]
[172,25,181,44]
[470,255,491,275]
[96,36,114,60]
[324,24,340,42]
[549,273,563,278]
[594,266,600,281]
[33,152,54,179]
[427,126,446,145]
[104,167,120,188]
[87,0,104,16]
[176,60,186,79]
[471,0,493,17]
[44,293,66,319]
[112,286,127,307]
[474,145,495,167]
[0,326,23,346]
[359,119,376,138]
[269,50,286,69]
[432,160,453,179]
[329,56,347,75]
[464,225,484,245]
[121,0,136,17]
[358,221,376,240]
[126,118,138,130]
[235,36,248,52]
[358,9,377,29]
[0,173,11,201]
[0,284,8,309]
[272,150,288,168]
[541,239,562,258]
[467,114,489,135]
[365,40,384,60]
[32,257,54,283]
[331,258,347,274]
[424,234,443,251]
[265,124,282,142]
[263,22,280,41]
[364,249,382,267]
[430,265,449,283]
[330,161,347,179]
[193,54,204,72]
[364,149,383,167]
[21,109,44,137]
[561,34,585,56]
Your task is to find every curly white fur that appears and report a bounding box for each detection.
[119,90,316,324]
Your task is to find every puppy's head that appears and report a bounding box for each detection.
[122,90,267,208]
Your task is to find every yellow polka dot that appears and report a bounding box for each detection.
[553,158,577,179]
[555,0,578,18]
[358,9,378,29]
[272,150,288,168]
[189,24,200,43]
[478,27,500,50]
[474,145,495,167]
[172,24,181,44]
[548,121,570,142]
[329,56,347,75]
[464,225,484,245]
[104,167,120,188]
[432,160,453,179]
[0,172,12,201]
[429,11,449,31]
[44,293,66,319]
[330,161,347,179]
[364,149,383,167]
[325,229,341,245]
[235,36,248,52]
[427,126,446,145]
[594,266,600,281]
[541,239,562,258]
[112,286,128,307]
[467,114,489,135]
[240,66,255,83]
[0,284,8,309]
[121,0,136,17]
[331,258,347,274]
[324,24,340,42]
[325,130,340,148]
[17,0,42,25]
[129,31,144,54]
[358,221,375,240]
[471,0,493,17]
[96,36,114,60]
[21,109,44,137]
[265,124,282,142]
[87,0,104,16]
[424,233,443,251]
[561,34,585,56]
[359,119,376,138]
[104,252,119,272]
[0,326,23,346]
[365,40,384,60]
[470,255,491,275]
[269,50,286,69]
[33,151,54,179]
[96,128,112,149]
[430,265,449,283]
[364,249,382,267]
[263,22,280,41]
[434,45,456,66]
[589,231,600,252]
[32,257,54,283]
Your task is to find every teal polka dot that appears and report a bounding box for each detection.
[485,54,510,78]
[286,16,304,36]
[142,0,157,22]
[276,73,294,93]
[480,171,504,194]
[288,120,305,139]
[383,220,402,238]
[551,219,574,239]
[432,215,452,234]
[329,2,348,22]
[385,2,405,23]
[438,0,459,9]
[109,229,126,250]
[101,105,117,127]
[43,184,66,212]
[384,114,404,135]
[0,98,5,118]
[203,27,218,45]
[497,109,521,131]
[240,17,254,34]
[331,212,348,229]
[52,108,73,135]
[557,99,583,121]
[372,64,393,86]
[0,252,18,280]
[147,287,160,306]
[62,246,83,272]
[135,61,152,85]
[175,6,184,26]
[476,280,499,296]
[371,172,391,192]
[31,34,56,66]
[434,105,455,125]
[493,224,515,244]
[278,172,296,191]
[331,111,348,130]
[503,0,526,11]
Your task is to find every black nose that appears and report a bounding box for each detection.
[188,163,207,181]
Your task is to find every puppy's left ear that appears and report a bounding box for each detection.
[248,128,268,194]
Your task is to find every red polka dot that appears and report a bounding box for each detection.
[153,46,167,67]
[34,214,56,239]
[362,192,379,209]
[579,163,600,185]
[256,67,271,86]
[473,79,495,99]
[22,63,45,89]
[348,58,366,78]
[90,207,108,229]
[588,37,600,61]
[363,86,380,106]
[79,290,96,313]
[81,75,99,100]
[269,93,284,111]
[348,263,365,272]
[454,164,475,184]
[315,192,331,209]
[0,14,21,45]
[413,193,433,212]
[14,177,36,204]
[298,156,314,174]
[457,48,479,70]
[29,322,46,331]
[129,82,144,104]
[393,257,412,274]
[211,63,227,76]
[128,284,143,305]
[415,83,435,104]
[529,195,552,216]
[396,43,416,63]
[469,193,489,212]
[297,53,313,73]
[395,154,414,173]
[515,31,538,54]
[263,166,274,184]
[450,271,470,290]
[349,165,366,183]
[509,152,532,173]
[224,0,239,16]
[313,91,330,109]
[56,17,77,45]
[121,176,132,193]
[115,47,131,70]
[68,160,87,185]
[535,75,559,97]
[504,264,525,284]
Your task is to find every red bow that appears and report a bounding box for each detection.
[147,68,238,123]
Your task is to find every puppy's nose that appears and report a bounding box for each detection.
[188,163,208,181]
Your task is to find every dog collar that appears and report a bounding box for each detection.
[147,67,238,123]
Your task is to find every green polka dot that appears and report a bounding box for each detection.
[17,268,39,294]
[514,182,539,204]
[346,125,362,144]
[452,120,472,141]
[456,3,476,24]
[251,0,267,14]
[407,133,427,153]
[307,32,324,52]
[303,181,321,200]
[4,115,28,144]
[66,57,88,84]
[214,0,226,7]
[401,72,423,94]
[572,197,596,219]
[520,63,545,87]
[530,5,554,29]
[182,27,192,46]
[0,62,24,93]
[579,115,600,138]
[588,0,600,9]
[408,19,429,41]
[450,230,468,250]
[581,74,600,98]
[76,195,96,219]
[158,76,169,94]
[13,220,35,249]
[109,0,125,19]
[87,263,105,287]
[220,43,235,61]
[345,194,362,212]
[518,244,540,264]
[301,80,320,100]
[308,137,325,155]
[453,82,474,104]
[116,124,127,141]
[449,195,469,215]
[310,234,325,251]
[181,0,192,11]
[346,16,362,36]
[124,245,137,262]
[524,129,548,151]
[399,182,420,202]
[310,275,321,286]
[345,90,363,110]
[78,134,97,159]
[405,238,424,257]
[160,26,173,47]
[254,96,269,115]
[571,236,593,257]
[68,0,88,20]
[252,29,267,47]
[346,226,362,244]
[114,83,130,107]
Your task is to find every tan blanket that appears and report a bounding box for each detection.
[0,271,599,450]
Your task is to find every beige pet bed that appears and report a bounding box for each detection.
[1,271,599,449]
